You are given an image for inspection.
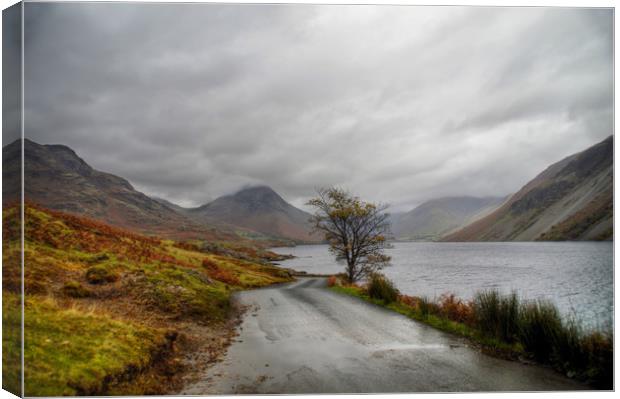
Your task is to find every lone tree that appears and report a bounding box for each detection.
[307,187,392,283]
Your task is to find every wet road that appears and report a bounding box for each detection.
[181,278,586,394]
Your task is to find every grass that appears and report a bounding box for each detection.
[85,265,119,284]
[2,204,22,397]
[330,276,612,389]
[367,272,399,304]
[331,284,501,349]
[2,294,22,396]
[7,294,169,396]
[62,281,93,298]
[2,204,294,395]
[472,290,520,343]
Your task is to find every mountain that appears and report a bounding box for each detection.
[387,211,406,233]
[2,139,236,241]
[391,196,506,241]
[444,136,613,241]
[186,186,321,243]
[152,196,192,214]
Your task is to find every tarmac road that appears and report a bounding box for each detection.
[181,278,587,394]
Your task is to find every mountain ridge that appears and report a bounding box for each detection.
[3,139,318,243]
[391,195,506,241]
[4,137,610,244]
[443,136,613,242]
[3,139,237,241]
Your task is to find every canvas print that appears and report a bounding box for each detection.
[1,1,614,396]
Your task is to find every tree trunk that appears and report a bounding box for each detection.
[347,261,355,284]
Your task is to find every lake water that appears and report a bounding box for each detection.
[271,242,613,330]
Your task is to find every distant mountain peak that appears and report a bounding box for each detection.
[190,185,320,243]
[191,185,291,215]
[235,184,275,194]
[20,138,94,178]
[24,138,81,157]
[391,195,505,241]
[233,185,281,199]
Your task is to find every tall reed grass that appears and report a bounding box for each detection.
[367,273,399,304]
[463,290,610,388]
[472,291,520,343]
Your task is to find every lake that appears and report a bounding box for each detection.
[271,242,613,330]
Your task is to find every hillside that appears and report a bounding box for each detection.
[152,196,192,214]
[2,203,293,396]
[391,196,505,241]
[444,136,613,241]
[186,186,321,243]
[2,139,236,241]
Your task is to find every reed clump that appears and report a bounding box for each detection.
[367,273,399,304]
[518,300,564,362]
[464,290,611,388]
[472,291,520,343]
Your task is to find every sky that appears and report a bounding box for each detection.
[9,3,614,211]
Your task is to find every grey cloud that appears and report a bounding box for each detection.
[19,4,613,212]
[2,3,21,146]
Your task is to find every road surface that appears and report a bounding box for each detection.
[181,278,586,394]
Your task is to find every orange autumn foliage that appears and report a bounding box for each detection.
[202,258,241,286]
[438,293,474,324]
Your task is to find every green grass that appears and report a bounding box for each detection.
[2,294,22,396]
[367,273,399,304]
[472,290,520,343]
[140,264,232,319]
[3,293,170,396]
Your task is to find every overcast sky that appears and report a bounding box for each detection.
[15,3,613,211]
